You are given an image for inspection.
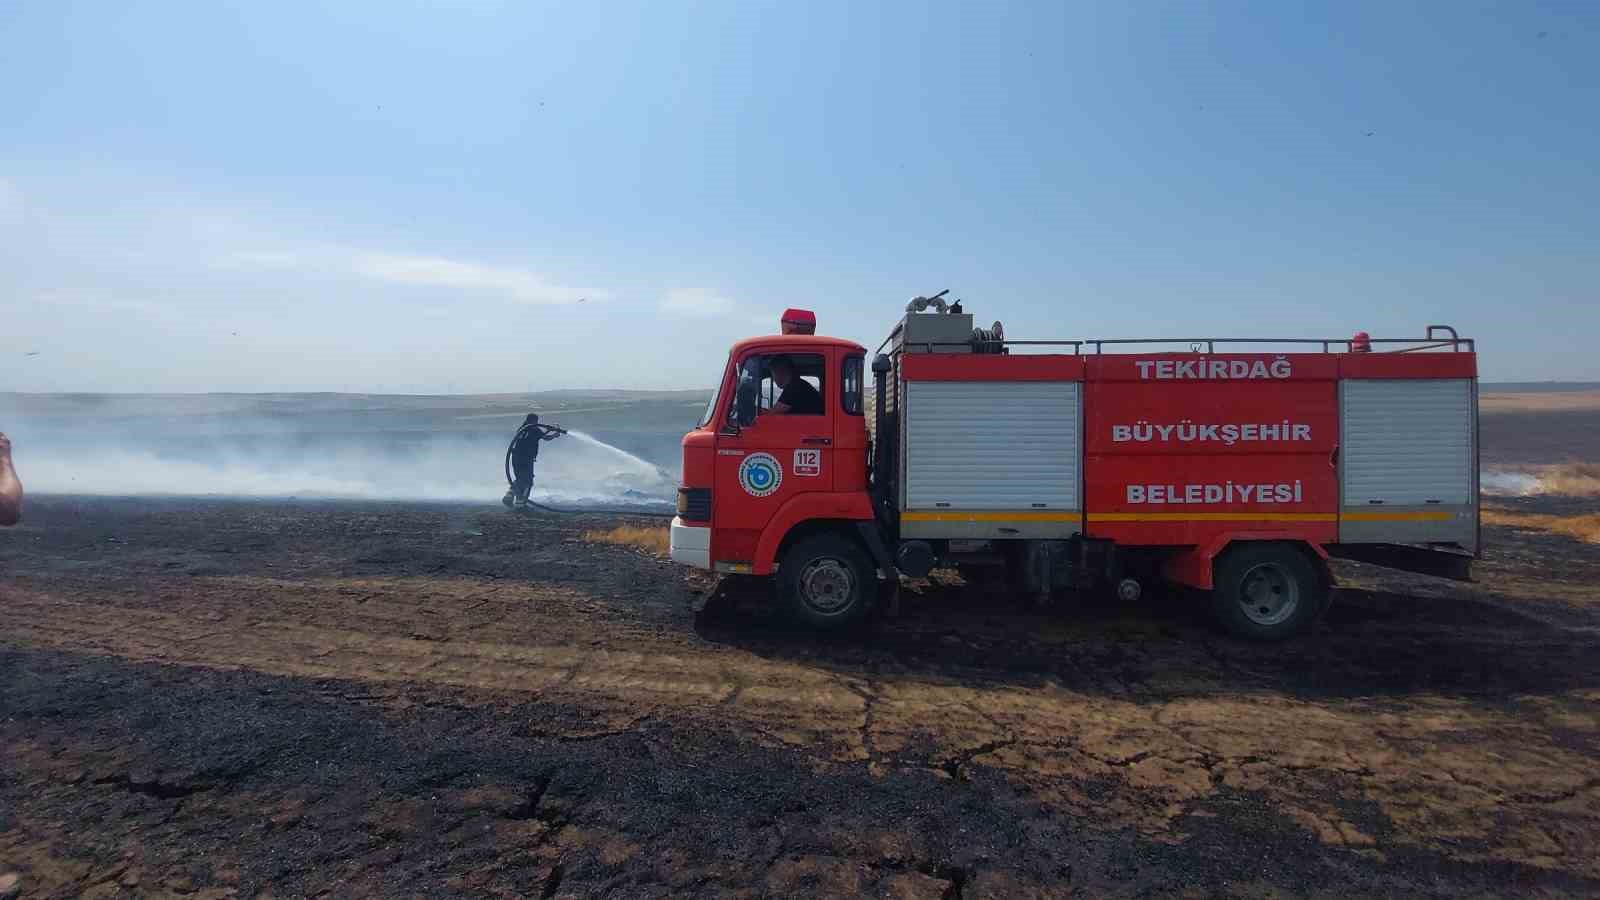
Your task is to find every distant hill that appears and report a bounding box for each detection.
[0,390,712,441]
[0,390,712,484]
[0,390,711,423]
[1481,382,1600,393]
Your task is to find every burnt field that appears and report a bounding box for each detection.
[3,389,1600,898]
[1481,407,1600,467]
[3,492,1599,898]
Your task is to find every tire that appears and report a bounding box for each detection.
[779,533,874,629]
[1210,543,1328,641]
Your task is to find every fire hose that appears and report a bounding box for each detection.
[525,500,675,519]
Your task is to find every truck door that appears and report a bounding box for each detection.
[712,349,836,564]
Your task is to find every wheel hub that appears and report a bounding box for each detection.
[1237,562,1300,627]
[798,557,856,615]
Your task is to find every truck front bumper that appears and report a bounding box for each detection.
[669,517,711,569]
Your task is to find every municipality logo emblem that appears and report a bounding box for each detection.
[738,453,783,498]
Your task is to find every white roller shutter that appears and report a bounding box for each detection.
[904,381,1080,510]
[1342,379,1474,506]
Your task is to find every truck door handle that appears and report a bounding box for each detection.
[802,437,832,446]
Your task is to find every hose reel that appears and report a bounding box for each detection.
[971,320,1005,354]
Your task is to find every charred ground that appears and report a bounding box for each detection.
[3,491,1599,898]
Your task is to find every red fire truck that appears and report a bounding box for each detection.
[670,297,1479,640]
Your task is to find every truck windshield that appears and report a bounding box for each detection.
[695,355,729,427]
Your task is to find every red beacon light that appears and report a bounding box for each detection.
[1350,331,1372,353]
[781,308,817,335]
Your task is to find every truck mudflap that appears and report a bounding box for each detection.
[854,521,897,579]
[1325,543,1474,582]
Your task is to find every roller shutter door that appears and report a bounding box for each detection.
[1342,379,1474,506]
[904,382,1080,510]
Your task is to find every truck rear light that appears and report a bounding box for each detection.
[677,487,711,522]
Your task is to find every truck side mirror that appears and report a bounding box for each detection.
[734,364,760,427]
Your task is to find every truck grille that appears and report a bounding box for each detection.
[677,487,711,522]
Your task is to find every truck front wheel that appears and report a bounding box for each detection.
[1210,543,1328,641]
[780,533,873,628]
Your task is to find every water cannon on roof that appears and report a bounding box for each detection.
[895,289,1005,354]
[905,289,954,314]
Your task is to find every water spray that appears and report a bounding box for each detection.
[503,416,675,517]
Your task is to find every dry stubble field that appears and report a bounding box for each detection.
[1,391,1597,898]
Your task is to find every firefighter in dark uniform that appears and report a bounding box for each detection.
[503,414,565,510]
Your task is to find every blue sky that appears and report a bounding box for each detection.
[2,0,1595,392]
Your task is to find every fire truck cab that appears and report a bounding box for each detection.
[671,297,1479,641]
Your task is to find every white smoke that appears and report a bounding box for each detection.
[535,431,677,508]
[7,388,1553,510]
[16,429,676,509]
[1480,469,1541,496]
[16,432,1551,507]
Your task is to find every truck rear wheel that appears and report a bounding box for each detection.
[1210,543,1327,641]
[780,534,872,628]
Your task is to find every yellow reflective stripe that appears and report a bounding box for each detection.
[1341,510,1456,522]
[901,510,1081,522]
[1087,512,1337,523]
[903,510,1456,524]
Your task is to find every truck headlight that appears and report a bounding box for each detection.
[677,488,711,522]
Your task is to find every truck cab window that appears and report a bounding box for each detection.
[697,353,731,427]
[842,354,864,415]
[731,353,826,420]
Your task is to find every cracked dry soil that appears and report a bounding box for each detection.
[3,495,1599,897]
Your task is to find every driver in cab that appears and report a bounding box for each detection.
[763,355,823,416]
